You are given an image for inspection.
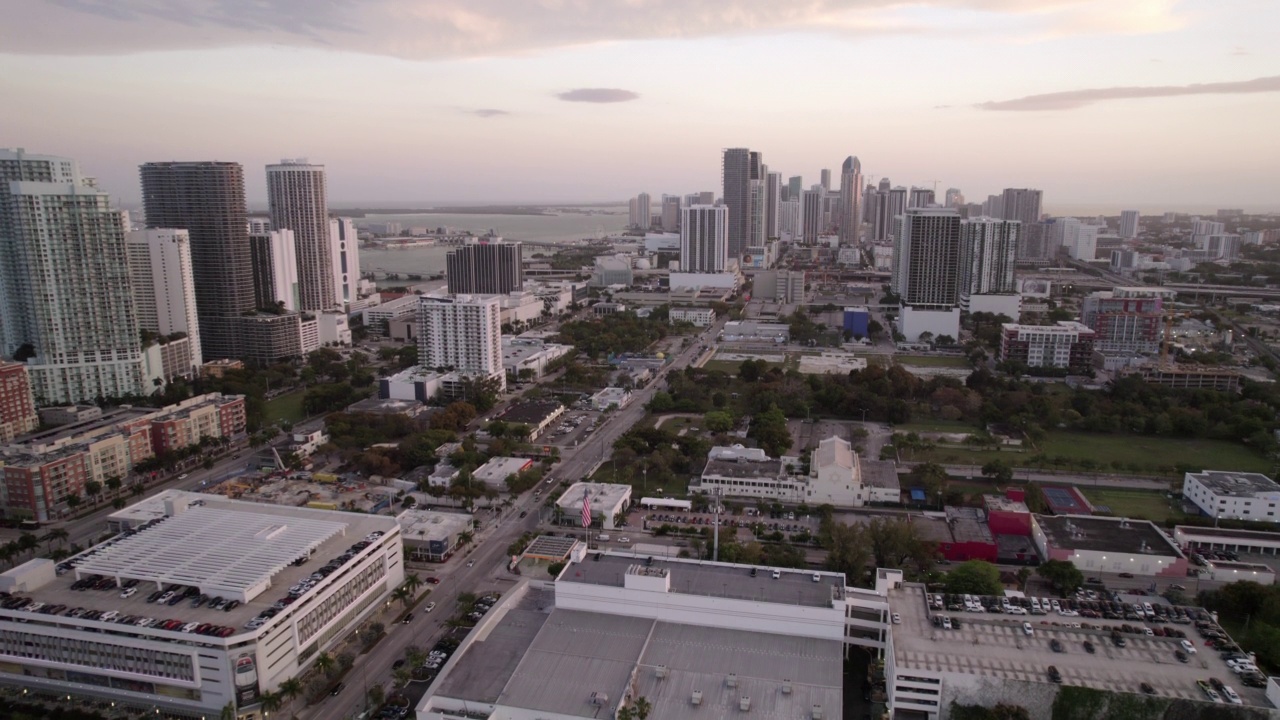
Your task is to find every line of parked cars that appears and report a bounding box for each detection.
[244,531,384,630]
[1,588,238,637]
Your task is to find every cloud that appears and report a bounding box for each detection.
[468,108,510,117]
[1231,46,1250,56]
[977,75,1280,111]
[4,0,1187,59]
[556,88,639,104]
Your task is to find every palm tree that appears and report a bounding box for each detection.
[403,572,423,595]
[42,528,68,552]
[219,702,235,720]
[632,696,652,720]
[131,482,146,497]
[314,652,334,675]
[391,586,411,608]
[105,475,122,498]
[393,667,412,688]
[259,691,282,713]
[405,646,427,668]
[617,708,634,720]
[279,677,303,702]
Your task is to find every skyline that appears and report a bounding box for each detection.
[2,0,1278,209]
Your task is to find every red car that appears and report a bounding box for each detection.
[426,577,441,585]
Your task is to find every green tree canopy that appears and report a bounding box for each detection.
[1036,559,1084,596]
[943,560,1003,596]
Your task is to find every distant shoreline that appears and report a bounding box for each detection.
[330,205,624,218]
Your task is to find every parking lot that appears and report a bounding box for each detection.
[542,410,602,447]
[891,586,1270,708]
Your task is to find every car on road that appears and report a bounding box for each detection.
[519,510,527,518]
[401,613,413,624]
[1047,666,1062,683]
[1140,682,1155,695]
[466,560,475,568]
[425,602,436,613]
[178,473,189,480]
[329,683,344,697]
[392,659,405,669]
[1179,639,1197,654]
[1175,649,1188,663]
[1119,572,1135,578]
[426,577,441,584]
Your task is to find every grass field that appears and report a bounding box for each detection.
[1078,488,1185,523]
[894,419,978,434]
[264,390,307,425]
[913,431,1272,476]
[895,355,972,368]
[590,460,690,497]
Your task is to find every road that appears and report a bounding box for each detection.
[306,321,725,720]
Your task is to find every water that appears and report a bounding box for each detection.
[357,208,628,277]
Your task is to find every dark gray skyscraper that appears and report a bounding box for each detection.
[1000,188,1042,227]
[839,156,862,245]
[446,241,523,295]
[765,172,782,240]
[722,148,752,260]
[140,161,254,360]
[891,207,963,309]
[787,176,803,203]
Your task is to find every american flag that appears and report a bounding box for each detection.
[581,488,592,529]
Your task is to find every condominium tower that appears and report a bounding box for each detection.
[722,148,754,260]
[417,294,505,388]
[126,229,203,367]
[266,160,333,311]
[1000,188,1043,228]
[680,205,729,273]
[0,149,145,404]
[248,229,300,312]
[1119,210,1140,239]
[140,161,254,360]
[329,217,361,307]
[445,241,523,295]
[839,156,863,245]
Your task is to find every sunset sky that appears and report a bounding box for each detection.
[2,0,1276,211]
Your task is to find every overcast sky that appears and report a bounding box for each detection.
[2,0,1276,211]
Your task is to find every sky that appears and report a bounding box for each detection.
[2,0,1278,212]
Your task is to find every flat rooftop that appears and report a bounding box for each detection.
[1036,515,1182,557]
[1187,470,1280,497]
[562,554,843,609]
[861,459,900,490]
[889,585,1267,706]
[12,492,395,628]
[524,535,579,560]
[12,406,151,447]
[945,507,995,544]
[1176,525,1280,542]
[433,590,843,720]
[397,509,472,543]
[556,482,631,512]
[703,458,783,479]
[499,400,564,425]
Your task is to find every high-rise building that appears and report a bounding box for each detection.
[747,153,766,251]
[445,241,523,295]
[801,190,823,244]
[839,156,863,245]
[0,362,38,442]
[779,200,801,238]
[248,230,300,311]
[417,294,504,387]
[2,149,145,404]
[126,229,203,368]
[983,194,1004,218]
[680,205,729,273]
[872,185,908,242]
[1052,218,1100,260]
[1080,287,1175,354]
[945,188,964,207]
[1119,210,1140,239]
[661,195,681,233]
[908,187,935,208]
[329,217,361,307]
[1000,188,1043,228]
[723,148,753,260]
[820,169,832,192]
[863,182,877,223]
[631,193,652,229]
[892,208,962,307]
[787,176,803,202]
[266,160,333,312]
[140,161,254,360]
[959,218,1019,306]
[765,172,782,240]
[698,191,715,205]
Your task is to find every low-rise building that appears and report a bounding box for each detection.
[397,508,473,562]
[473,456,535,489]
[501,337,573,380]
[589,387,633,411]
[496,400,565,439]
[290,427,329,458]
[590,256,633,287]
[555,482,632,530]
[1183,470,1280,523]
[360,293,419,327]
[913,507,997,563]
[999,321,1095,372]
[0,362,38,442]
[694,437,897,508]
[721,320,790,343]
[0,490,403,718]
[669,307,716,326]
[1031,514,1187,577]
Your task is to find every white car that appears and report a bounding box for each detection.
[466,560,475,568]
[425,602,437,613]
[1023,622,1034,636]
[1050,600,1061,613]
[1058,609,1078,617]
[942,617,952,630]
[1223,686,1242,705]
[1179,639,1197,654]
[119,587,137,599]
[891,613,902,625]
[1007,606,1028,615]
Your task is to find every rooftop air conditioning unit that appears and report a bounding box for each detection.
[740,696,751,711]
[726,673,738,688]
[656,665,669,679]
[691,690,703,706]
[589,691,609,706]
[813,705,824,719]
[782,681,793,695]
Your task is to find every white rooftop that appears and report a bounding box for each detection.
[556,482,633,513]
[75,505,348,602]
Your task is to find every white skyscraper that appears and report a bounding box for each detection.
[680,205,729,273]
[267,159,334,311]
[126,229,203,367]
[418,294,505,389]
[630,193,651,229]
[249,229,300,311]
[329,217,361,307]
[0,149,145,404]
[1119,210,1140,239]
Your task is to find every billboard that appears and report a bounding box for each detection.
[234,652,260,707]
[1018,278,1052,298]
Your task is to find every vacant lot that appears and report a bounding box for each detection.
[1078,488,1185,523]
[894,354,972,368]
[893,419,977,434]
[264,390,307,425]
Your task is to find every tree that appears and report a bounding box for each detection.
[739,359,762,382]
[392,586,412,608]
[548,562,566,577]
[279,677,303,702]
[368,684,385,708]
[314,652,334,675]
[704,411,734,433]
[943,560,1003,595]
[632,696,652,720]
[65,493,81,511]
[906,462,948,505]
[259,691,283,712]
[404,572,422,595]
[981,460,1014,485]
[84,480,103,503]
[1036,560,1084,596]
[1022,483,1048,513]
[747,404,792,457]
[824,522,871,586]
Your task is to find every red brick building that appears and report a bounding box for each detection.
[0,362,38,442]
